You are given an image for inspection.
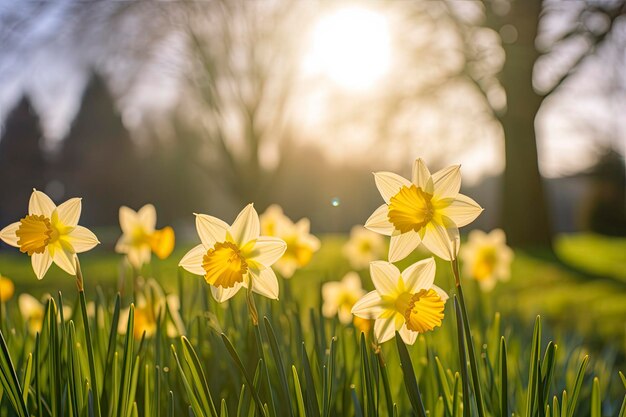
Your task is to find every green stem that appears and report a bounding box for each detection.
[76,258,102,417]
[452,258,486,417]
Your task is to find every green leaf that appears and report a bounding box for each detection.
[590,377,600,417]
[376,350,394,417]
[221,399,229,417]
[395,331,427,417]
[263,317,294,417]
[359,333,375,417]
[116,304,135,417]
[566,355,589,417]
[301,342,321,417]
[0,329,29,417]
[499,337,508,417]
[292,366,307,417]
[526,316,542,417]
[453,297,470,417]
[181,336,219,417]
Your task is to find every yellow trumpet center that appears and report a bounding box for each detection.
[202,241,248,288]
[16,215,53,256]
[388,185,435,233]
[472,246,498,281]
[396,289,445,333]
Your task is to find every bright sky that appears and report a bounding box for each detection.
[0,2,623,184]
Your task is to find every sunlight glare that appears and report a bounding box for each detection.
[305,7,391,91]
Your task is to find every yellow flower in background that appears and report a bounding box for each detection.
[365,158,483,262]
[19,294,72,334]
[0,190,100,279]
[460,229,514,292]
[260,205,320,278]
[322,272,366,324]
[179,204,287,302]
[342,226,386,270]
[115,204,175,269]
[352,258,448,345]
[0,275,15,302]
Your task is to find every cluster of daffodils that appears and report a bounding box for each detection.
[322,158,484,344]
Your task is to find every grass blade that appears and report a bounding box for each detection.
[395,331,427,417]
[566,355,589,417]
[292,366,307,417]
[499,337,508,417]
[590,377,600,417]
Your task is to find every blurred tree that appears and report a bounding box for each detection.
[0,97,47,226]
[57,73,144,225]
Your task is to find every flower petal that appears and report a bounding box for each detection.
[137,204,157,232]
[178,244,206,276]
[398,324,418,345]
[119,206,138,234]
[128,246,151,269]
[432,285,449,301]
[369,261,401,296]
[441,194,483,227]
[432,165,461,199]
[67,226,99,253]
[0,222,20,247]
[421,222,459,261]
[388,230,421,263]
[249,236,287,267]
[195,214,229,248]
[402,257,436,292]
[230,204,260,246]
[29,189,56,216]
[250,267,279,300]
[51,247,76,275]
[31,251,52,280]
[364,204,394,236]
[56,198,82,227]
[352,291,384,318]
[411,158,433,192]
[210,284,242,303]
[374,172,412,204]
[374,316,396,344]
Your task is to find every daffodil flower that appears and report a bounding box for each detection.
[179,204,287,302]
[365,158,483,262]
[0,190,100,279]
[459,228,514,292]
[322,272,367,324]
[0,275,15,302]
[342,226,386,270]
[352,258,448,345]
[260,204,320,278]
[115,204,175,268]
[19,293,72,334]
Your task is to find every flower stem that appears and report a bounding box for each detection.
[75,257,102,417]
[451,257,486,417]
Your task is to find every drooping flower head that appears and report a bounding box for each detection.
[342,225,386,270]
[0,274,15,302]
[352,258,448,345]
[459,229,514,292]
[260,204,320,278]
[0,190,100,279]
[179,204,287,302]
[322,271,367,325]
[115,204,175,269]
[365,159,483,262]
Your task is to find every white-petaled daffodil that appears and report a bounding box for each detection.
[179,204,287,302]
[115,204,175,269]
[0,189,100,279]
[260,204,320,278]
[322,271,366,324]
[352,258,448,345]
[459,228,514,292]
[342,225,386,270]
[365,158,483,262]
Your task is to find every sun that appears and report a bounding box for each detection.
[304,7,392,91]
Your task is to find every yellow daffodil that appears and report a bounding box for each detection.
[352,258,448,344]
[0,275,15,302]
[115,204,175,269]
[459,229,514,292]
[342,226,386,270]
[260,205,320,278]
[322,272,367,324]
[19,294,72,334]
[0,189,100,279]
[365,158,483,262]
[179,204,287,302]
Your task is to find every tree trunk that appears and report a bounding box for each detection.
[497,0,553,247]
